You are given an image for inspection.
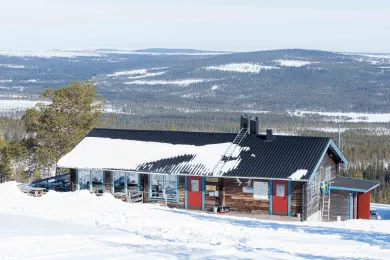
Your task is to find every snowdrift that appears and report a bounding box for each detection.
[1,182,390,259]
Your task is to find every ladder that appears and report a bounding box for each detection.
[321,182,331,222]
[211,128,248,176]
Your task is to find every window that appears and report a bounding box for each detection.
[113,171,139,193]
[311,174,319,198]
[78,169,90,190]
[149,175,178,201]
[325,167,331,181]
[126,172,139,191]
[276,184,285,197]
[113,171,126,193]
[91,170,104,193]
[253,181,269,200]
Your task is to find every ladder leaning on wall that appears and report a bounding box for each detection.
[321,181,331,222]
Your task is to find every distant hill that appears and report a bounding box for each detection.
[0,48,389,113]
[133,48,229,54]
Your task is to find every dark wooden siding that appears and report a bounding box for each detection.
[104,171,110,193]
[291,182,302,217]
[306,150,338,220]
[204,178,221,211]
[140,174,185,209]
[319,152,337,181]
[70,169,76,192]
[329,190,350,221]
[222,178,270,214]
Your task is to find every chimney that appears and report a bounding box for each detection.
[249,117,259,135]
[240,114,249,130]
[265,129,273,141]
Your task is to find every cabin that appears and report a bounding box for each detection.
[56,115,380,222]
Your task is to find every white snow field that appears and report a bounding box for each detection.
[1,182,390,259]
[204,63,278,73]
[294,111,390,123]
[274,60,312,67]
[125,79,207,86]
[0,100,50,113]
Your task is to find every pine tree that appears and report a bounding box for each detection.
[21,81,104,179]
[0,144,13,182]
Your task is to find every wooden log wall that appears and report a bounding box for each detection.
[204,178,221,211]
[291,182,302,217]
[70,169,76,192]
[319,152,337,182]
[307,151,338,219]
[104,171,110,193]
[329,190,350,221]
[222,178,270,214]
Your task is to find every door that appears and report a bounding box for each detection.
[188,176,202,209]
[357,192,370,219]
[272,180,288,215]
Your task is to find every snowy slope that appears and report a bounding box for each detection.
[0,182,389,259]
[371,203,390,220]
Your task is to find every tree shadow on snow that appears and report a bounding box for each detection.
[91,236,366,260]
[155,208,390,251]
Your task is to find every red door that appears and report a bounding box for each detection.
[358,192,370,219]
[188,176,202,209]
[272,180,288,215]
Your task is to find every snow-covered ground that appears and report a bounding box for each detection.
[0,99,50,113]
[204,63,278,73]
[106,68,167,79]
[371,203,390,220]
[0,64,25,69]
[0,182,389,259]
[274,60,312,67]
[125,79,207,86]
[294,111,390,123]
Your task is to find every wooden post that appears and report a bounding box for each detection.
[164,179,167,207]
[89,170,93,192]
[124,172,128,194]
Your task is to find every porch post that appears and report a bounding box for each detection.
[75,169,79,190]
[349,192,354,219]
[184,176,188,209]
[202,177,205,211]
[110,172,114,194]
[288,180,291,216]
[269,180,273,215]
[124,172,128,194]
[89,170,93,192]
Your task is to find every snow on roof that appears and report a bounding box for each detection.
[288,169,308,180]
[57,137,248,176]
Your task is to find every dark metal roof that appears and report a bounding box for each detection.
[87,128,236,145]
[330,176,380,192]
[223,134,330,180]
[84,128,335,180]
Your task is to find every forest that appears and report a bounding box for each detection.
[0,90,389,203]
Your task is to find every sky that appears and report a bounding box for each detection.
[1,0,390,52]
